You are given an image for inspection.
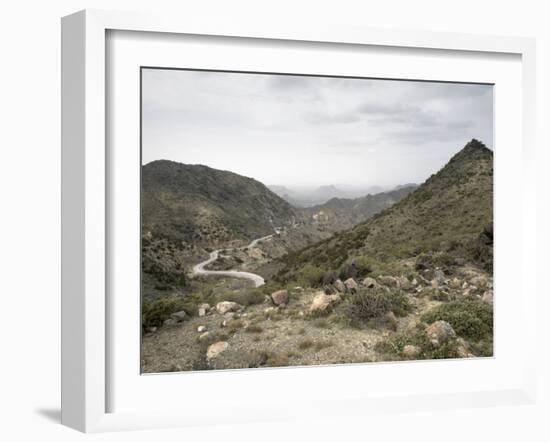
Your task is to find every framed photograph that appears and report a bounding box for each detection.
[61,9,537,432]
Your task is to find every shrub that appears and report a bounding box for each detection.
[217,288,265,306]
[375,329,460,360]
[346,289,412,325]
[142,295,189,330]
[421,299,493,341]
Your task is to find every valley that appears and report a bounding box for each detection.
[141,139,494,373]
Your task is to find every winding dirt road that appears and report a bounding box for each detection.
[191,234,274,287]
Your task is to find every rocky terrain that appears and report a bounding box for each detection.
[141,139,494,372]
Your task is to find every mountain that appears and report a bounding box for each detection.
[276,139,493,281]
[142,160,296,246]
[302,185,417,232]
[269,184,389,207]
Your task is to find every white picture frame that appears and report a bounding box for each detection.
[61,9,537,433]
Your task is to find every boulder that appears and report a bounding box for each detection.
[198,307,207,317]
[163,318,178,327]
[334,279,346,293]
[206,341,229,360]
[396,276,412,290]
[378,275,399,287]
[344,278,359,293]
[197,325,207,333]
[482,290,494,304]
[449,277,462,289]
[362,277,378,289]
[270,289,290,306]
[215,301,242,314]
[425,321,456,346]
[170,311,187,322]
[402,345,421,359]
[310,291,341,313]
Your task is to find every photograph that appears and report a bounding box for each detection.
[140,68,494,373]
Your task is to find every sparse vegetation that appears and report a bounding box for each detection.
[345,289,412,326]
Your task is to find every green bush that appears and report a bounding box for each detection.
[346,289,412,325]
[375,329,460,360]
[421,298,493,341]
[142,296,189,330]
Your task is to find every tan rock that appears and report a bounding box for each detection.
[270,289,290,306]
[206,341,229,360]
[170,311,187,322]
[215,301,241,314]
[310,291,341,313]
[482,290,494,304]
[402,345,421,359]
[334,279,346,293]
[425,321,456,346]
[362,277,378,289]
[344,278,359,293]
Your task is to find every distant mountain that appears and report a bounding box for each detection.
[276,139,493,280]
[142,160,296,246]
[302,185,417,232]
[269,183,389,207]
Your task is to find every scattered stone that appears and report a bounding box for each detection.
[198,308,207,317]
[206,341,229,360]
[170,311,187,322]
[199,303,211,311]
[462,281,469,289]
[216,301,241,314]
[344,278,359,293]
[147,326,157,333]
[264,307,276,314]
[411,278,418,286]
[434,269,446,284]
[470,275,488,288]
[270,289,290,306]
[396,276,412,290]
[431,279,439,289]
[378,275,399,287]
[449,277,462,289]
[482,290,494,304]
[293,286,304,293]
[456,338,472,358]
[402,345,421,359]
[197,325,207,333]
[224,312,237,320]
[163,318,178,327]
[310,291,341,313]
[334,279,346,293]
[425,321,456,346]
[198,331,211,341]
[362,277,378,289]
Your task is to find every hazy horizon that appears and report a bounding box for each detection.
[142,69,493,188]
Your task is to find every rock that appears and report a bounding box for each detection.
[411,278,418,286]
[147,326,157,333]
[224,312,237,320]
[425,321,456,346]
[344,278,359,293]
[163,318,177,327]
[470,275,488,288]
[293,286,304,293]
[264,307,276,314]
[270,289,290,306]
[198,303,211,317]
[462,281,469,289]
[402,345,421,359]
[362,277,378,289]
[206,341,229,360]
[197,325,207,333]
[170,311,187,322]
[198,331,211,340]
[216,301,241,314]
[434,269,446,284]
[431,279,439,289]
[396,276,412,290]
[334,279,346,293]
[482,290,494,304]
[310,291,341,313]
[449,277,461,289]
[378,275,398,287]
[456,338,472,358]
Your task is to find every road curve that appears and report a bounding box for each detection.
[191,234,274,287]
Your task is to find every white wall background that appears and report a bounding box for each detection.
[0,1,547,441]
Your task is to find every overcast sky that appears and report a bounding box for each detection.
[142,68,493,189]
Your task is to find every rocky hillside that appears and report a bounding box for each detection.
[301,185,417,232]
[276,139,493,283]
[142,160,297,246]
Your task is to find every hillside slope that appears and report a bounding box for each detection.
[142,160,297,246]
[276,139,493,281]
[301,185,417,232]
